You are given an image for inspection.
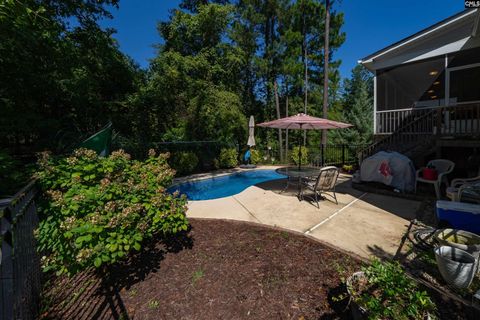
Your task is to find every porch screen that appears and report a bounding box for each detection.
[450,66,480,103]
[376,56,447,111]
[449,47,480,103]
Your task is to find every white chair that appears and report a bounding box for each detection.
[446,174,480,201]
[415,159,455,199]
[301,166,340,207]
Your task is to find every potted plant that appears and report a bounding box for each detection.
[342,164,354,174]
[422,163,438,181]
[346,259,437,320]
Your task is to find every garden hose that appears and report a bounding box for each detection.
[408,220,438,251]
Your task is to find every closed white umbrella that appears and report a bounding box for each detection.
[247,115,255,147]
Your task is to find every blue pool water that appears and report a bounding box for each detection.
[169,169,286,200]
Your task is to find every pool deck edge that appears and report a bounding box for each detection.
[186,175,422,260]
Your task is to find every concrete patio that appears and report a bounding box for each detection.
[186,169,423,259]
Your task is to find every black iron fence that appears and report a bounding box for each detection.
[0,181,41,320]
[152,141,237,170]
[113,139,237,169]
[309,144,368,167]
[264,144,368,167]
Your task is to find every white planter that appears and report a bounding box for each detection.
[434,246,476,289]
[345,272,368,320]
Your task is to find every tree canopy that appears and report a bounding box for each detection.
[0,0,139,153]
[0,0,373,159]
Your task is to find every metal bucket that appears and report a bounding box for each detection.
[435,228,480,258]
[434,246,476,289]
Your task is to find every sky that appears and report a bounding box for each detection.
[100,0,465,79]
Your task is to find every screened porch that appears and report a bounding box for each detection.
[374,47,480,136]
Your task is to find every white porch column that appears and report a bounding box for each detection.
[373,71,377,135]
[444,54,450,134]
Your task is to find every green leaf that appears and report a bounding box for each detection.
[133,242,141,251]
[94,257,102,268]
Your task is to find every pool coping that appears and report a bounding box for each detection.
[171,165,286,187]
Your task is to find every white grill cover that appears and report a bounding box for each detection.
[360,151,416,192]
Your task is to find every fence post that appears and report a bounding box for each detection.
[342,145,346,166]
[321,144,325,167]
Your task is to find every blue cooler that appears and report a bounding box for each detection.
[436,201,480,235]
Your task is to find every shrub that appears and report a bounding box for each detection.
[218,148,238,168]
[250,149,261,164]
[212,158,220,170]
[349,259,436,319]
[170,152,199,176]
[35,148,188,275]
[291,146,308,166]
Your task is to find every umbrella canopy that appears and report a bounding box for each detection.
[257,113,351,130]
[247,115,256,146]
[257,113,352,169]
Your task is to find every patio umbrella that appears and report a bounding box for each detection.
[257,113,352,169]
[247,115,256,147]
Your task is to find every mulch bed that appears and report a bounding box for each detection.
[40,219,470,320]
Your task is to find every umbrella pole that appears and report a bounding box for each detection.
[298,139,301,170]
[298,124,303,170]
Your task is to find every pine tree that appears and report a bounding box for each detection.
[332,65,373,145]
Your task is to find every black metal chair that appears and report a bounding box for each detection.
[300,166,340,208]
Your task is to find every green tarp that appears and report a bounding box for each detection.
[79,123,112,156]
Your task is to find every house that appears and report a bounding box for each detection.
[359,8,480,173]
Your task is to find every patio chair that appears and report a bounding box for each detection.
[301,166,340,207]
[446,173,480,201]
[415,159,455,199]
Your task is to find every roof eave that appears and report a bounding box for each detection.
[358,9,478,66]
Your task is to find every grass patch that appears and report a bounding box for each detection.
[148,299,160,309]
[192,269,204,285]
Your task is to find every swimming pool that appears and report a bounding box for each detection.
[168,169,286,200]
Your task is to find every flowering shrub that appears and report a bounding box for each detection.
[218,148,238,168]
[35,149,188,275]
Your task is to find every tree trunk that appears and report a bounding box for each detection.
[274,81,284,162]
[303,14,308,116]
[285,94,289,161]
[322,0,330,146]
[303,11,308,147]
